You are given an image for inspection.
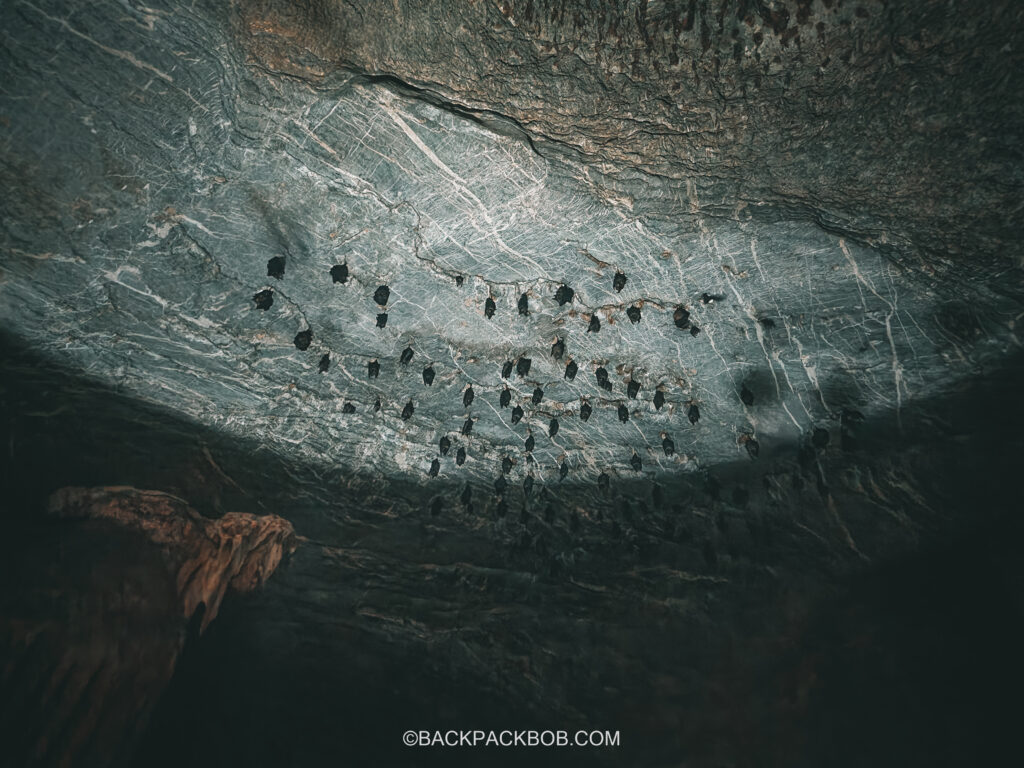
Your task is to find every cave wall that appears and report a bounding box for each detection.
[1,1,1023,766]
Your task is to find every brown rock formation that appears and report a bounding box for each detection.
[47,486,297,631]
[0,487,296,768]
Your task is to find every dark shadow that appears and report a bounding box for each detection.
[1,329,1023,767]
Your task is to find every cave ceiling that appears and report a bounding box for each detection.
[1,1,1023,765]
[3,0,1021,500]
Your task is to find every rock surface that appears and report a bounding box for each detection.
[47,486,297,629]
[0,486,294,767]
[1,0,1023,766]
[1,0,1021,501]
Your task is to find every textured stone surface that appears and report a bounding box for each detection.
[0,486,294,767]
[237,0,1024,264]
[1,1,1023,766]
[2,0,1021,498]
[47,486,297,629]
